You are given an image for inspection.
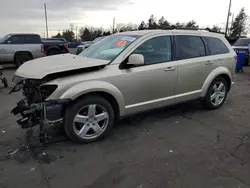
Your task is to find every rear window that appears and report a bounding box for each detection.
[24,35,41,44]
[233,38,250,46]
[204,37,229,55]
[175,35,206,60]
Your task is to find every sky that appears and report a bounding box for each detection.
[0,0,250,37]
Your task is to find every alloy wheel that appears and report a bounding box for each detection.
[73,104,109,140]
[210,81,226,107]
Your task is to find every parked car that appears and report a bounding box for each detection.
[0,33,44,66]
[232,38,250,65]
[11,29,236,143]
[76,41,94,55]
[42,39,69,56]
[68,41,83,48]
[76,37,107,55]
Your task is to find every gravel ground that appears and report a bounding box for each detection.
[0,66,250,188]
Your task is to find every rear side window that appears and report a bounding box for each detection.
[175,35,206,60]
[24,35,41,44]
[204,37,229,55]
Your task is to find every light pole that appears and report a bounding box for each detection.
[225,0,232,37]
[44,3,49,38]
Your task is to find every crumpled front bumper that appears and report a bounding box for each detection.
[11,98,71,129]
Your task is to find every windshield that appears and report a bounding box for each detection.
[79,35,139,61]
[93,37,105,43]
[0,34,11,43]
[233,38,250,46]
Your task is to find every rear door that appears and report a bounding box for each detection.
[203,36,232,73]
[174,35,211,102]
[23,35,43,58]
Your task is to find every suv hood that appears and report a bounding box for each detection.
[15,54,109,79]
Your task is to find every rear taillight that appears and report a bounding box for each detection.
[64,43,68,49]
[41,45,44,54]
[234,55,238,63]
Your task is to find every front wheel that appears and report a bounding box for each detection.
[202,77,228,110]
[64,96,115,143]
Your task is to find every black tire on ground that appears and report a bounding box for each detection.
[14,54,32,67]
[2,77,8,88]
[64,96,115,144]
[202,77,228,110]
[47,49,59,56]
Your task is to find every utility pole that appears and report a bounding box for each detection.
[112,17,115,33]
[225,0,232,37]
[229,13,234,36]
[44,3,49,38]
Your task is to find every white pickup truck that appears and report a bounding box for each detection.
[0,33,45,66]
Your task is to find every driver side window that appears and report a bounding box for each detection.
[133,36,172,65]
[8,35,24,44]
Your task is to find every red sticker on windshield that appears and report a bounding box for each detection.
[116,40,127,47]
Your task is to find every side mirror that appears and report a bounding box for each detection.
[127,54,144,66]
[7,41,11,44]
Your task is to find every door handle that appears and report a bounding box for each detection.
[205,61,213,65]
[165,67,176,71]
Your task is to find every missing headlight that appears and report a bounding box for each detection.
[38,85,58,100]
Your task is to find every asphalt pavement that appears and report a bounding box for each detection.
[0,65,250,188]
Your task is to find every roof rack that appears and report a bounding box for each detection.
[162,26,209,31]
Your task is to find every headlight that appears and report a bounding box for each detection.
[38,85,58,100]
[12,75,25,84]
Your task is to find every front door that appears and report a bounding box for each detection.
[1,35,25,62]
[111,35,178,115]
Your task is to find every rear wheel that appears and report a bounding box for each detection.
[64,96,115,143]
[202,77,228,110]
[14,54,32,67]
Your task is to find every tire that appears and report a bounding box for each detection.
[64,96,115,144]
[47,49,59,56]
[2,77,8,88]
[14,54,32,67]
[202,77,228,110]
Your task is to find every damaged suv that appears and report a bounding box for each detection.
[11,30,236,143]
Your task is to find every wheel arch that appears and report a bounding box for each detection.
[58,81,125,117]
[201,67,232,97]
[74,91,120,121]
[14,51,33,59]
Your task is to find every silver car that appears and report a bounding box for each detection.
[11,30,236,143]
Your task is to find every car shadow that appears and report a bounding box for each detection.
[0,63,16,70]
[43,99,204,146]
[5,100,206,164]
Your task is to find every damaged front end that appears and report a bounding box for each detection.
[10,76,71,142]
